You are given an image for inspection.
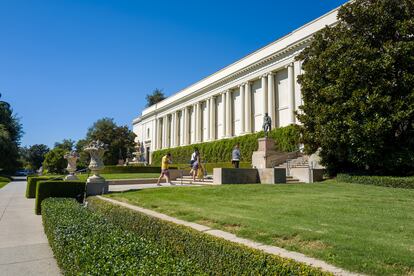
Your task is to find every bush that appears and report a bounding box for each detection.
[0,176,11,182]
[42,148,67,174]
[173,162,251,172]
[100,165,174,174]
[337,174,414,189]
[41,198,203,275]
[152,125,301,165]
[26,176,63,198]
[35,181,85,215]
[87,197,329,275]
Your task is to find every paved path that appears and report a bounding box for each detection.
[0,177,60,276]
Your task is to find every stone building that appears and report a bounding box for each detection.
[133,6,339,164]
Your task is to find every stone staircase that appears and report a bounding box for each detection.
[275,155,310,183]
[171,175,215,185]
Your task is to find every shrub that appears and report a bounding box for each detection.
[42,148,67,174]
[87,197,329,275]
[35,180,85,214]
[173,162,251,172]
[100,165,176,174]
[152,125,300,165]
[41,198,203,275]
[0,176,11,182]
[26,176,63,198]
[337,174,414,189]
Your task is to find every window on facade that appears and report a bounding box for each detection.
[147,128,150,139]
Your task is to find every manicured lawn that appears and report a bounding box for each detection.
[48,173,161,182]
[0,182,8,189]
[106,180,414,275]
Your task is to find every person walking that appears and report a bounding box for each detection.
[191,153,200,182]
[157,153,174,186]
[232,143,241,168]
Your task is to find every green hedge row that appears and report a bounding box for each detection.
[26,176,63,198]
[87,197,329,275]
[42,198,203,275]
[100,165,177,174]
[0,176,11,182]
[337,174,414,189]
[173,162,251,172]
[152,125,301,165]
[35,180,85,215]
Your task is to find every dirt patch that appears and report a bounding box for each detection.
[196,218,217,228]
[273,234,329,251]
[222,223,242,232]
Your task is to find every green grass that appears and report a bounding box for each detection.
[106,180,414,275]
[0,176,11,189]
[77,173,160,181]
[46,173,160,182]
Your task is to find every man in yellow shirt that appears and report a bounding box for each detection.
[157,153,174,186]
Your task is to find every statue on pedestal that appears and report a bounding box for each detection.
[64,151,79,180]
[84,140,108,195]
[262,113,272,137]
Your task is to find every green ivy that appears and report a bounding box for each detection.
[152,125,300,165]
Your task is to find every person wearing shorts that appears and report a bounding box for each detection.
[157,153,174,186]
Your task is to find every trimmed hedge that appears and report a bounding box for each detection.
[35,180,85,215]
[337,174,414,189]
[26,176,63,198]
[87,197,330,275]
[0,176,11,182]
[100,165,176,174]
[41,198,203,275]
[152,125,301,165]
[173,162,251,172]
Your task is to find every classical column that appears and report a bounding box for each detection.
[210,96,216,140]
[170,113,175,147]
[175,111,180,147]
[153,118,158,150]
[261,74,268,116]
[166,115,171,148]
[288,63,296,124]
[197,102,202,142]
[226,90,232,137]
[222,92,226,138]
[245,82,252,133]
[267,72,275,128]
[183,107,188,145]
[206,99,210,141]
[158,118,162,149]
[239,84,245,134]
[161,117,166,149]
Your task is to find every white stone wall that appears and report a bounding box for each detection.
[232,90,242,136]
[251,79,263,132]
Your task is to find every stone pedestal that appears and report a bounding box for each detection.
[64,174,79,181]
[252,137,280,169]
[86,175,108,196]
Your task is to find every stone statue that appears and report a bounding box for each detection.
[64,151,79,180]
[262,113,272,137]
[84,140,107,183]
[83,140,109,195]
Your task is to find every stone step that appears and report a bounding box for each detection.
[171,179,215,185]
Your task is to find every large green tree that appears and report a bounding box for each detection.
[297,0,414,175]
[0,94,23,173]
[20,144,49,170]
[85,118,136,165]
[42,147,67,174]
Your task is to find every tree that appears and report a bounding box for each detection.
[20,144,49,170]
[297,0,414,175]
[0,93,23,173]
[42,147,67,174]
[54,139,75,151]
[85,118,136,165]
[145,88,166,107]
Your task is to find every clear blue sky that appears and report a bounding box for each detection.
[0,0,347,148]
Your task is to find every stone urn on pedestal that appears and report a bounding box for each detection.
[84,140,109,195]
[64,151,79,180]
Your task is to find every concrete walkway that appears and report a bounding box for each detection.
[97,196,361,276]
[0,177,60,276]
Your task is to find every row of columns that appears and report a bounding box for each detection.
[153,62,297,150]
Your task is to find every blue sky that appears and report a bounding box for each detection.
[0,0,347,148]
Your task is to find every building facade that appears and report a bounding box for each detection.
[133,7,339,163]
